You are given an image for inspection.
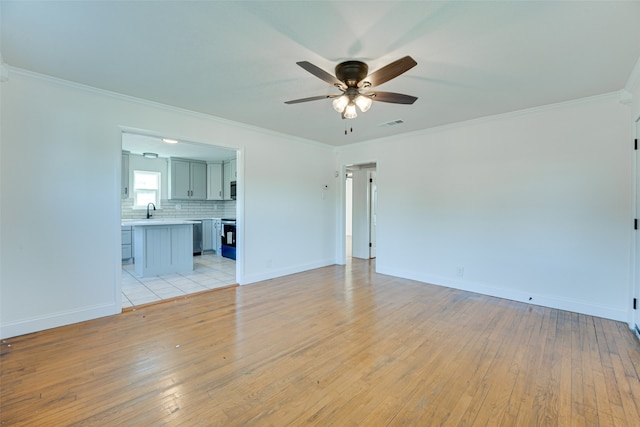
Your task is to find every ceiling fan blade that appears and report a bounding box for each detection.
[296,61,345,88]
[284,94,339,104]
[360,56,417,88]
[369,91,418,104]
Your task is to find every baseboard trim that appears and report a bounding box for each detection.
[376,264,627,322]
[241,259,335,285]
[1,303,120,340]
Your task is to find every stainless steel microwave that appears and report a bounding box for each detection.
[230,181,236,200]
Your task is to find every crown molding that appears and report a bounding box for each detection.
[624,55,640,94]
[0,53,8,82]
[337,91,621,152]
[7,66,332,150]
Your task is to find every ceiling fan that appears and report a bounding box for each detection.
[284,56,418,119]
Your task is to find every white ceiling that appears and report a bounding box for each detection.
[2,1,640,147]
[122,132,236,162]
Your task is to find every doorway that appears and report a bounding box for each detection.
[120,131,239,308]
[346,163,377,260]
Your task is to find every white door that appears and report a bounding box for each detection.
[351,167,377,260]
[369,171,377,259]
[351,169,370,259]
[345,175,353,257]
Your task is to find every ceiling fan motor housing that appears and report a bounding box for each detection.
[335,61,368,87]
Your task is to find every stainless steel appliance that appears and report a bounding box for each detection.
[221,218,236,260]
[230,181,237,200]
[213,218,222,254]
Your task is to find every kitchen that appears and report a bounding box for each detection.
[121,132,237,307]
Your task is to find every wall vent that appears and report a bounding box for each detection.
[378,119,405,127]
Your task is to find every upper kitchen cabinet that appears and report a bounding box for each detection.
[168,158,207,200]
[207,162,223,201]
[121,151,130,199]
[223,159,237,200]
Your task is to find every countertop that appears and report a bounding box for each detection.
[122,219,201,227]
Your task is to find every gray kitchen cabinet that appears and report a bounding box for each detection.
[169,158,207,200]
[207,162,223,200]
[190,162,207,199]
[202,219,214,252]
[122,225,132,263]
[121,151,130,199]
[133,222,193,277]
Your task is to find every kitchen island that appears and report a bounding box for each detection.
[122,219,197,277]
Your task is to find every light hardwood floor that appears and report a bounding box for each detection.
[2,259,640,426]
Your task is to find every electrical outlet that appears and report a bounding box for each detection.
[456,267,464,277]
[266,259,273,268]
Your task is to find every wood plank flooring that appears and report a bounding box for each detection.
[2,259,640,426]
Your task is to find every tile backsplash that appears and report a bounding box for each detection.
[122,198,236,219]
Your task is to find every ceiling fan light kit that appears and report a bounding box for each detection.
[285,56,418,120]
[355,94,372,112]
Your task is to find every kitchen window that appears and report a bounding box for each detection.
[133,170,161,208]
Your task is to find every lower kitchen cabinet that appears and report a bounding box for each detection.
[133,224,193,277]
[202,219,214,252]
[122,226,133,263]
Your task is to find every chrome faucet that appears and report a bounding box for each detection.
[146,203,156,219]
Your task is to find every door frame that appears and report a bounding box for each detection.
[368,170,377,259]
[338,161,377,264]
[633,116,640,334]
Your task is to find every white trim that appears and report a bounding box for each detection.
[337,92,622,151]
[376,264,628,322]
[235,147,245,286]
[631,143,636,327]
[0,53,8,82]
[11,65,627,152]
[336,163,347,265]
[241,259,335,285]
[1,304,120,340]
[624,55,640,94]
[8,66,329,150]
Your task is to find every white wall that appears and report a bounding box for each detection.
[337,93,634,322]
[0,71,336,338]
[2,69,637,339]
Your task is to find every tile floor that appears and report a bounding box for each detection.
[121,253,236,308]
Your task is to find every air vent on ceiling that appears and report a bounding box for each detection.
[378,119,405,127]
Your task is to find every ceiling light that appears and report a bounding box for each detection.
[143,152,158,158]
[343,104,358,119]
[333,89,371,119]
[162,138,179,144]
[332,95,349,113]
[355,95,372,112]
